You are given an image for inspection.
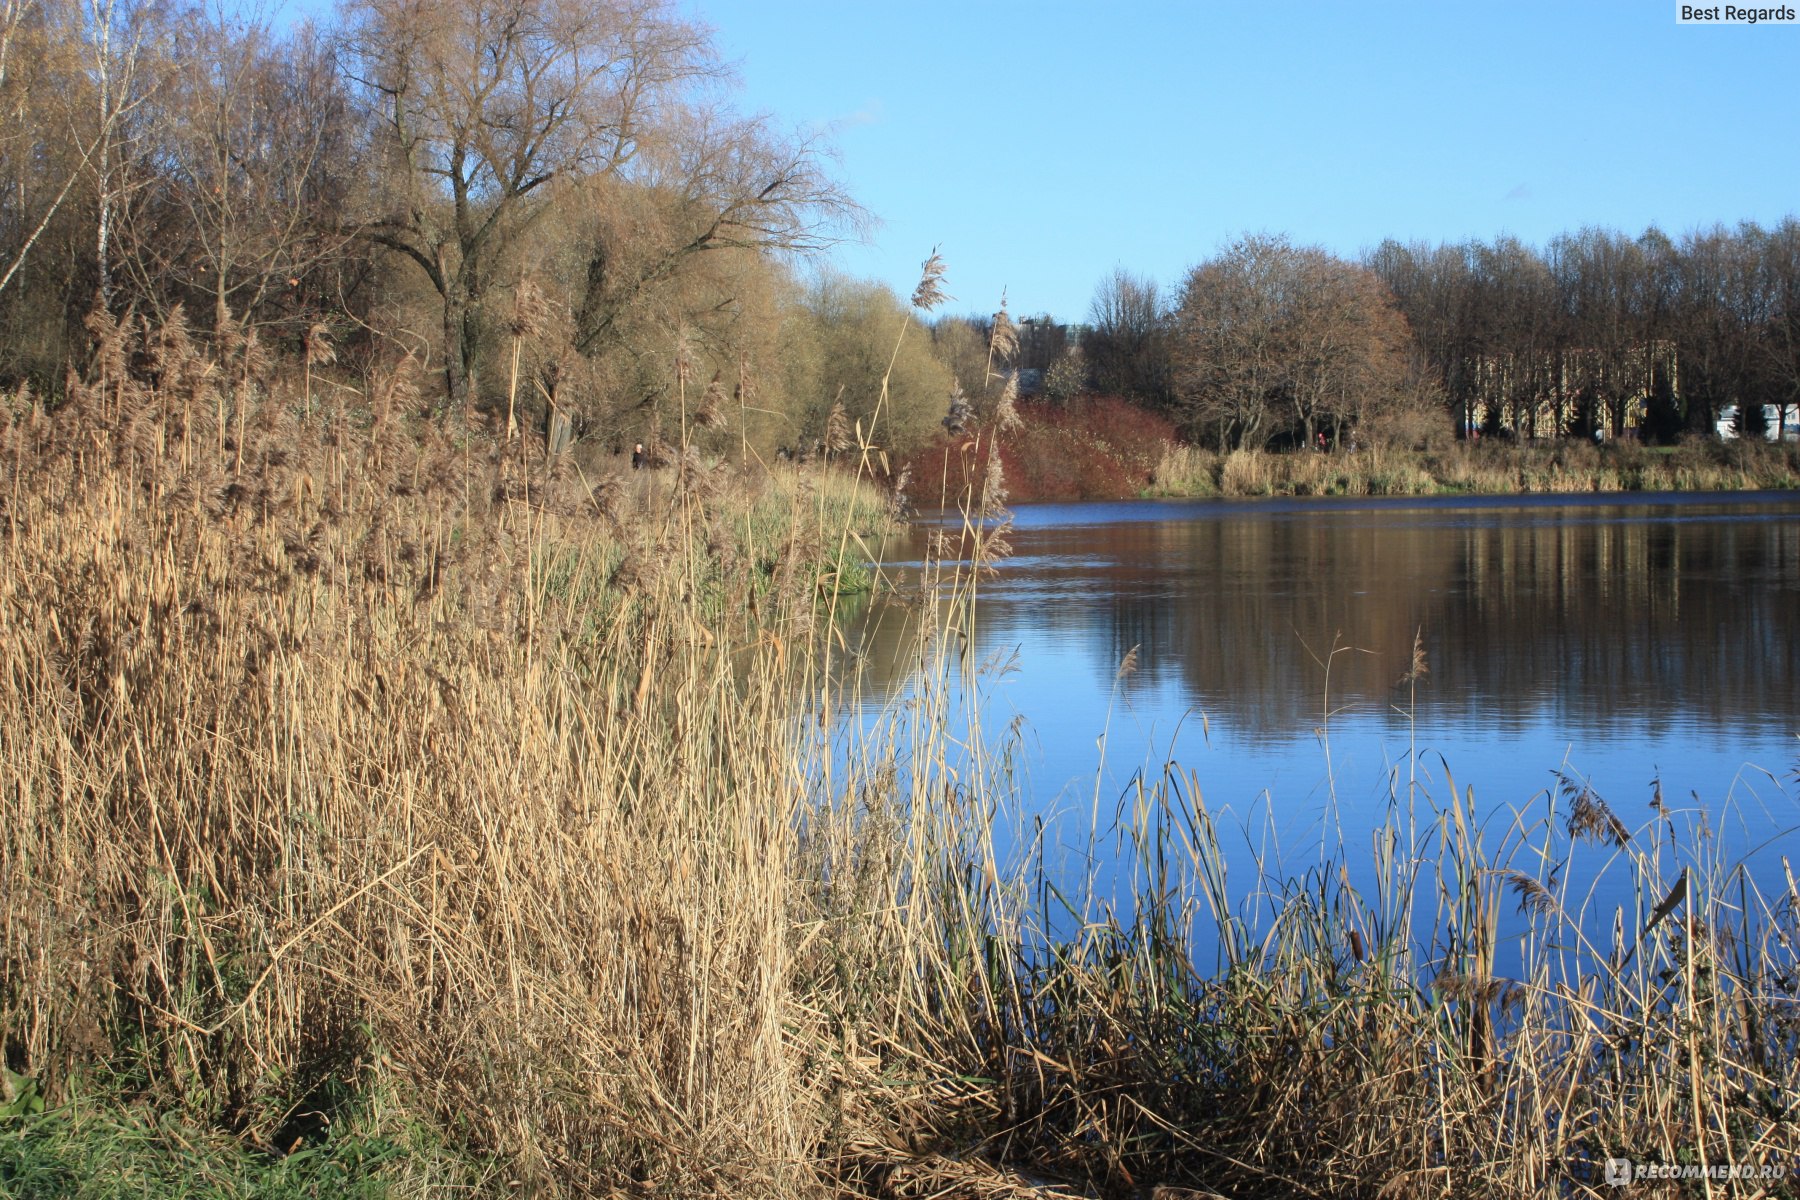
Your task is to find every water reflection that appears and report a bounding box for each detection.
[839,492,1800,970]
[851,493,1800,750]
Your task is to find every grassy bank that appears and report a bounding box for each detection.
[4,321,1799,1198]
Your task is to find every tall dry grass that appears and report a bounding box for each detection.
[0,306,929,1196]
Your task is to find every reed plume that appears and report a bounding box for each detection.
[824,397,851,456]
[910,248,950,312]
[696,371,729,431]
[988,294,1019,369]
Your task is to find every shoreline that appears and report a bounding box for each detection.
[894,398,1800,507]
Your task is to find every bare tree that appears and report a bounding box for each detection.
[118,10,360,335]
[1172,235,1295,449]
[77,0,163,308]
[1464,237,1562,436]
[1173,234,1414,450]
[1368,238,1486,434]
[1282,251,1411,448]
[0,0,84,300]
[340,0,718,408]
[1548,228,1646,436]
[1756,217,1800,439]
[1083,266,1171,404]
[0,0,158,307]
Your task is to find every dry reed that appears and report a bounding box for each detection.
[1150,439,1800,501]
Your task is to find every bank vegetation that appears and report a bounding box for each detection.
[3,276,1799,1199]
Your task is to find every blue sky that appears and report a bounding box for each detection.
[686,0,1800,323]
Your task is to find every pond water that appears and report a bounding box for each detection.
[844,491,1800,961]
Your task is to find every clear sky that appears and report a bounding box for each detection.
[684,0,1800,323]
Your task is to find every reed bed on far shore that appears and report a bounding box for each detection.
[3,306,1799,1199]
[1150,436,1800,500]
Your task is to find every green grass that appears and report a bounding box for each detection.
[0,1090,467,1200]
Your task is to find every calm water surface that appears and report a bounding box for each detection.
[846,491,1800,945]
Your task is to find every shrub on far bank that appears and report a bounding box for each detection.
[903,395,1176,505]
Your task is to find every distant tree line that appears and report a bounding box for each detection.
[1369,224,1800,442]
[1067,222,1800,449]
